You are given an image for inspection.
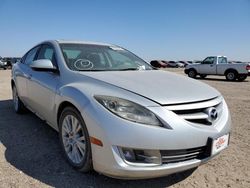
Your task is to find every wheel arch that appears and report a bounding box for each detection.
[57,101,80,126]
[11,79,15,88]
[188,68,197,73]
[224,68,238,75]
[55,85,91,129]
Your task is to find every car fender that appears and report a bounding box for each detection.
[55,84,110,148]
[55,84,91,128]
[186,66,197,73]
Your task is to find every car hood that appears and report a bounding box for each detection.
[79,70,220,105]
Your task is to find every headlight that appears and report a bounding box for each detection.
[94,95,162,126]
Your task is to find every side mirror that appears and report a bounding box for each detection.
[30,59,58,73]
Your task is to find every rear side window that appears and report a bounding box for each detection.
[218,57,227,64]
[37,44,57,67]
[24,46,40,65]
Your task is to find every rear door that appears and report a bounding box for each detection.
[198,57,217,74]
[15,46,40,105]
[27,44,60,126]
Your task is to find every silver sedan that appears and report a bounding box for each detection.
[11,40,231,179]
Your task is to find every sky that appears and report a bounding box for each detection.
[0,0,249,61]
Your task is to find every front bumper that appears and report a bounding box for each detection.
[82,98,231,179]
[100,147,208,179]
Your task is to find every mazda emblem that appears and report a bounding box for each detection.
[206,107,218,123]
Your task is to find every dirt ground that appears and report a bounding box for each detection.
[0,69,249,188]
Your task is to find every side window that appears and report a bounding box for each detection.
[37,44,57,67]
[218,57,227,64]
[24,46,40,65]
[202,57,215,64]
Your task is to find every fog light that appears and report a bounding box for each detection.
[119,147,162,166]
[122,148,136,162]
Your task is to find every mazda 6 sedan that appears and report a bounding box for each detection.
[11,40,231,179]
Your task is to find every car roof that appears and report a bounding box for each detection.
[207,56,227,58]
[55,40,113,46]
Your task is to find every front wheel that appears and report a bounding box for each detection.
[59,107,92,172]
[188,69,197,78]
[237,75,247,82]
[12,85,26,113]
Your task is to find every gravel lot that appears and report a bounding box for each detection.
[0,69,249,188]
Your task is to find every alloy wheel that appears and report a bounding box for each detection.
[61,115,86,164]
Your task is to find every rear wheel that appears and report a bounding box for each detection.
[237,75,247,82]
[225,71,237,81]
[59,107,92,172]
[188,69,197,78]
[12,85,26,113]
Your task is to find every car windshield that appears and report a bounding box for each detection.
[60,43,152,71]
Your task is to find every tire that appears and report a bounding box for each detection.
[188,69,197,78]
[12,85,26,113]
[200,74,207,79]
[59,106,92,172]
[237,75,247,82]
[225,71,237,81]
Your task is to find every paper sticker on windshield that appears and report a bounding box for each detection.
[138,65,146,70]
[109,46,125,51]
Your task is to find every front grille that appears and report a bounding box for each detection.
[161,146,208,164]
[166,97,223,126]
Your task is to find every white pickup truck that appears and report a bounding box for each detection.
[185,56,250,81]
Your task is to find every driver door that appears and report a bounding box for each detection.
[199,57,217,74]
[27,44,59,127]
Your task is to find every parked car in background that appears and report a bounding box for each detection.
[151,60,191,68]
[176,61,185,68]
[167,61,179,67]
[0,57,21,69]
[150,60,168,68]
[161,60,178,68]
[1,57,12,68]
[177,61,190,67]
[12,40,231,179]
[0,59,7,69]
[185,56,249,81]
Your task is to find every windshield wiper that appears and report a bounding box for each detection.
[118,68,138,71]
[76,66,148,72]
[119,65,148,71]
